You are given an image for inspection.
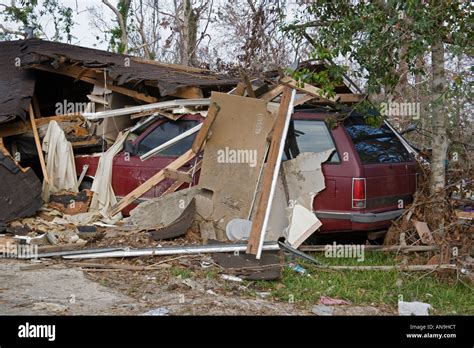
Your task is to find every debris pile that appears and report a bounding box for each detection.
[385,164,473,272]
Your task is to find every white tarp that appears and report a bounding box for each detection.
[42,121,78,202]
[90,130,129,218]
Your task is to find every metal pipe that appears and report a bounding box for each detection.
[82,99,210,120]
[140,123,202,161]
[63,242,280,260]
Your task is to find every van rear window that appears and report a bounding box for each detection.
[344,117,412,164]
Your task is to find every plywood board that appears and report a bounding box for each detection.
[198,92,275,232]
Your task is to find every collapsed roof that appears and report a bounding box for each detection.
[0,39,239,124]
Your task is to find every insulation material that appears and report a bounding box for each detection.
[198,92,275,232]
[42,121,78,202]
[266,149,335,247]
[90,130,129,217]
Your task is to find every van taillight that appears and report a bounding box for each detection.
[352,178,366,208]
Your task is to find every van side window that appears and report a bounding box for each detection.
[137,120,199,156]
[284,120,339,162]
[344,116,412,164]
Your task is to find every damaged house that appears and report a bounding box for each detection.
[0,38,419,266]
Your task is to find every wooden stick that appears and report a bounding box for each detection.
[260,85,284,102]
[247,87,296,257]
[162,160,202,195]
[191,101,220,154]
[239,69,256,98]
[109,149,195,216]
[280,76,339,103]
[29,104,49,184]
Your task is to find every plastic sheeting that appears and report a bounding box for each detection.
[42,121,78,202]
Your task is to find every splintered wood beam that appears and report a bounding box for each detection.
[260,85,285,102]
[239,69,256,98]
[163,168,193,183]
[279,76,339,103]
[247,87,296,257]
[28,104,49,185]
[32,65,159,103]
[191,101,220,153]
[0,114,82,138]
[109,149,196,216]
[162,160,202,196]
[233,82,246,96]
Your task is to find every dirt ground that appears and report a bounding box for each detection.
[0,257,392,316]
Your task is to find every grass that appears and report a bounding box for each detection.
[251,251,474,315]
[170,266,193,279]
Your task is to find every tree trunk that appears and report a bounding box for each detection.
[430,40,448,196]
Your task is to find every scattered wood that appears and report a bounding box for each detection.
[109,149,196,216]
[239,69,256,98]
[414,221,435,244]
[233,82,246,96]
[28,103,49,184]
[260,85,284,102]
[247,87,296,257]
[162,160,201,195]
[163,168,193,183]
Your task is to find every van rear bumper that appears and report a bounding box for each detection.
[315,209,404,223]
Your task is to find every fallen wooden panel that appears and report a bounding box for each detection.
[198,92,276,234]
[414,221,435,244]
[247,87,296,257]
[0,151,42,224]
[149,199,195,240]
[163,168,193,183]
[109,149,195,216]
[29,104,49,184]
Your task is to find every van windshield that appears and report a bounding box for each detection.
[344,116,412,164]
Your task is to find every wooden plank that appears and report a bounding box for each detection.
[28,104,49,184]
[246,87,295,256]
[172,86,204,99]
[414,221,435,244]
[163,168,193,183]
[280,76,339,103]
[33,65,159,103]
[239,69,256,98]
[260,85,284,102]
[162,160,202,195]
[109,149,196,216]
[233,82,246,96]
[191,102,220,153]
[0,114,82,138]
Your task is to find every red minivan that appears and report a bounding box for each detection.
[75,108,417,235]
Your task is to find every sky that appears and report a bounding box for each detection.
[0,0,112,49]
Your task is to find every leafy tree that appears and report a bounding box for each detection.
[288,0,473,197]
[0,0,74,42]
